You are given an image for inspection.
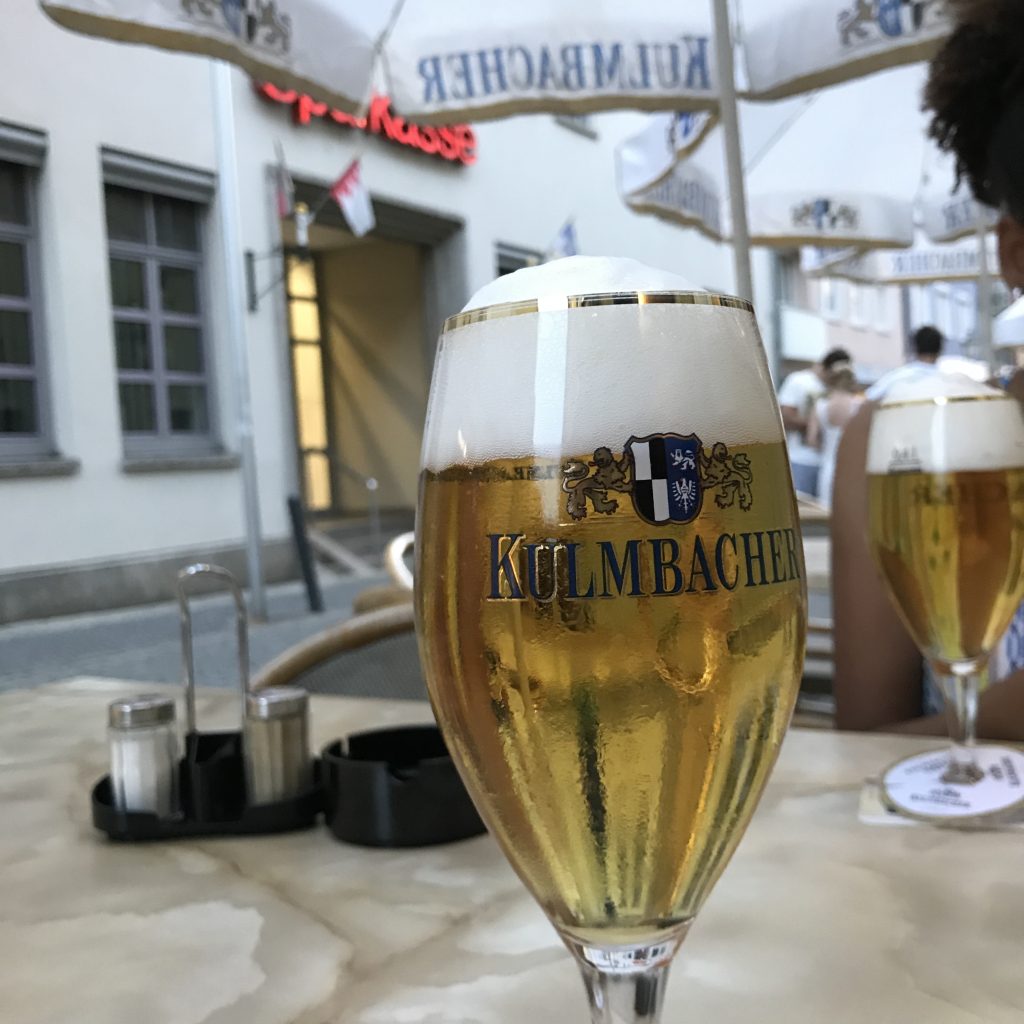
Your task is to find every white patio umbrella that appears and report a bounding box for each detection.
[800,232,998,287]
[617,62,1002,362]
[40,0,953,301]
[616,111,724,241]
[620,65,993,250]
[40,0,951,117]
[740,65,998,361]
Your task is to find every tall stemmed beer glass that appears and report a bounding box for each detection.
[416,259,806,1022]
[868,376,1024,822]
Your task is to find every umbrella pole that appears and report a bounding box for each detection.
[976,223,995,370]
[711,0,754,303]
[211,60,268,621]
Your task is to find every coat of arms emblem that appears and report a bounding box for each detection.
[838,0,942,48]
[562,434,754,524]
[181,0,292,52]
[792,198,859,233]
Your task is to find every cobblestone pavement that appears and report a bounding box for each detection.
[0,571,389,693]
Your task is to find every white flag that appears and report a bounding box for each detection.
[330,159,375,237]
[274,140,294,219]
[546,219,578,261]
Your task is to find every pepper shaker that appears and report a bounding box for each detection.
[108,695,179,818]
[244,688,312,805]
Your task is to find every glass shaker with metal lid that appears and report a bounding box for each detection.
[108,694,179,818]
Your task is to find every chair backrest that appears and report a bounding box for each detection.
[251,602,422,700]
[385,531,415,591]
[797,617,835,727]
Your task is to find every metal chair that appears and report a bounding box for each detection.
[350,531,416,614]
[384,531,414,591]
[251,601,424,700]
[794,617,836,728]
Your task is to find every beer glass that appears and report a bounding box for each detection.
[416,260,806,1022]
[867,376,1024,820]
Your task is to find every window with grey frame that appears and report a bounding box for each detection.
[496,244,541,277]
[0,159,49,458]
[105,184,212,452]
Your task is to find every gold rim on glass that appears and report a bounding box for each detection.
[877,394,1010,411]
[442,291,753,334]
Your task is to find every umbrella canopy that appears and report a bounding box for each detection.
[619,64,996,251]
[800,232,999,286]
[741,0,949,99]
[616,112,723,241]
[40,0,951,120]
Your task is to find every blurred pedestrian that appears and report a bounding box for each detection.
[806,361,863,509]
[864,325,942,401]
[777,347,851,497]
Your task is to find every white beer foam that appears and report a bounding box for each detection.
[867,373,1024,474]
[424,257,784,470]
[462,256,699,311]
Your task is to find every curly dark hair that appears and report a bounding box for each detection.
[925,0,1024,211]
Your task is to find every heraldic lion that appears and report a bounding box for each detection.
[562,446,632,520]
[700,442,753,511]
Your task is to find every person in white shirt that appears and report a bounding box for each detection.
[777,347,851,497]
[864,325,943,402]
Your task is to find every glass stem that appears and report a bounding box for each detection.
[940,667,984,785]
[562,926,689,1024]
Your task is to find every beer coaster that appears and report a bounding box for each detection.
[858,745,1024,828]
[859,778,1024,829]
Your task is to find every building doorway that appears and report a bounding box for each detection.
[282,186,464,520]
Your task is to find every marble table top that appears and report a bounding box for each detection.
[1,678,1022,1024]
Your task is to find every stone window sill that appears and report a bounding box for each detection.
[0,457,81,480]
[122,453,242,474]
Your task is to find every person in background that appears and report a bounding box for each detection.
[777,347,851,497]
[864,325,943,402]
[806,362,863,509]
[831,0,1024,739]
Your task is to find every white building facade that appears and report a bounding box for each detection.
[775,255,906,380]
[3,7,761,621]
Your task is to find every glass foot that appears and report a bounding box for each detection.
[939,759,985,786]
[560,922,691,1024]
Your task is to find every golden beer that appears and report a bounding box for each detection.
[867,382,1024,820]
[418,440,805,945]
[418,260,806,1021]
[868,467,1024,673]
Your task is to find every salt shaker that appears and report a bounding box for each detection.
[243,688,312,805]
[108,695,179,818]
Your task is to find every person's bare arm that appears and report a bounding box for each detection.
[779,404,806,435]
[805,404,822,451]
[831,402,923,730]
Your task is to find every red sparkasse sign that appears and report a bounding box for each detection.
[256,83,477,166]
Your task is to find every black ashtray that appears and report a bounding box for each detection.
[322,725,486,848]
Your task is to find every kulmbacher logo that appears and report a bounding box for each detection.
[837,0,943,49]
[791,198,859,234]
[487,530,802,602]
[561,434,753,525]
[181,0,291,53]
